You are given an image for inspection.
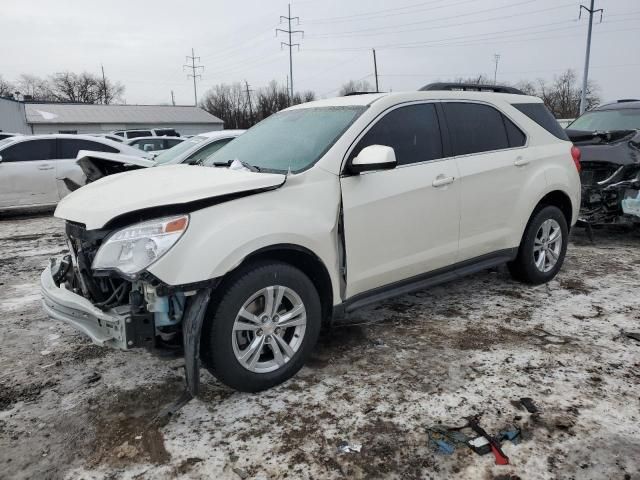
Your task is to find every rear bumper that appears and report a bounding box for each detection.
[40,264,130,349]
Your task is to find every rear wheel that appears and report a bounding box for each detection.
[202,261,321,392]
[508,205,568,284]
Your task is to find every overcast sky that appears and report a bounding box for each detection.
[1,0,638,105]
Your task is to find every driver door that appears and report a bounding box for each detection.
[340,103,460,298]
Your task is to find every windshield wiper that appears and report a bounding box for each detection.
[212,159,260,172]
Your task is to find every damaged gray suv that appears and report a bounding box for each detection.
[41,88,581,394]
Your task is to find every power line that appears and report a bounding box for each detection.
[305,1,572,39]
[302,0,465,24]
[579,0,604,114]
[183,48,204,106]
[276,3,304,99]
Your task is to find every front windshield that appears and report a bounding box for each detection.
[154,135,207,164]
[569,108,640,131]
[202,106,365,172]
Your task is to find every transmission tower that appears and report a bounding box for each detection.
[276,4,304,100]
[579,0,603,114]
[184,48,204,106]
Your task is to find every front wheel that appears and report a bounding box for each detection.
[202,261,321,392]
[508,205,569,284]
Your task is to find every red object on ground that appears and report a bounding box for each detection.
[490,444,510,465]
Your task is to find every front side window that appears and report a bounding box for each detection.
[350,103,443,166]
[186,138,233,164]
[58,139,119,158]
[1,139,56,162]
[203,106,365,172]
[165,138,184,148]
[443,103,512,155]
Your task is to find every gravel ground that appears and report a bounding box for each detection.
[0,213,639,480]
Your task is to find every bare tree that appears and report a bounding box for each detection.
[15,74,54,100]
[0,76,14,97]
[201,80,316,128]
[339,79,374,96]
[48,71,125,104]
[535,69,599,118]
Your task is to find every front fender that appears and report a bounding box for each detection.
[147,171,342,304]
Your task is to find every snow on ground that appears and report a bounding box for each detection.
[0,213,639,480]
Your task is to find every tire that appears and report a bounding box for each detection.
[201,261,322,392]
[508,205,569,285]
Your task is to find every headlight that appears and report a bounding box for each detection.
[92,215,189,277]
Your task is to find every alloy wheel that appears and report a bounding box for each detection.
[232,286,307,373]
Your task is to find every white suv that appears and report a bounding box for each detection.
[41,88,581,394]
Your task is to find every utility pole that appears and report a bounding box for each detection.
[244,80,254,125]
[184,48,204,106]
[493,54,500,85]
[171,90,175,106]
[100,64,108,104]
[372,49,379,92]
[276,4,303,100]
[579,0,603,114]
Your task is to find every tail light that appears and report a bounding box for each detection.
[571,145,581,172]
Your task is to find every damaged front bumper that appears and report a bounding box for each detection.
[40,261,154,350]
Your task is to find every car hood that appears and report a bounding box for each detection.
[567,129,640,166]
[76,150,157,168]
[55,164,286,229]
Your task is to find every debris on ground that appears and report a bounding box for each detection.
[337,440,362,454]
[519,397,539,414]
[624,332,640,343]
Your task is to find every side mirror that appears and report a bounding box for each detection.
[349,145,397,174]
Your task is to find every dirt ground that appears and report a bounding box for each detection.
[0,212,639,480]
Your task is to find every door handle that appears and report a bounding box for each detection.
[38,165,54,170]
[514,157,530,167]
[432,175,455,187]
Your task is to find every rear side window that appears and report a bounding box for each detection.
[127,131,152,139]
[58,139,119,158]
[1,139,56,162]
[351,103,443,166]
[443,103,511,155]
[513,103,569,140]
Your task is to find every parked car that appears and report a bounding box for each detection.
[112,128,180,139]
[0,134,149,211]
[126,136,185,152]
[74,130,245,183]
[91,133,125,143]
[41,88,580,395]
[0,132,22,141]
[566,99,640,225]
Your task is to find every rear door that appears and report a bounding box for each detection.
[56,139,120,198]
[340,102,460,297]
[0,139,58,207]
[441,102,528,261]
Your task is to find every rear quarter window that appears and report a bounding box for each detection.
[513,103,569,140]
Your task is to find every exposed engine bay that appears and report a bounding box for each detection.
[568,129,640,225]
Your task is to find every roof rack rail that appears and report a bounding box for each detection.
[343,91,381,96]
[419,82,525,95]
[617,98,639,103]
